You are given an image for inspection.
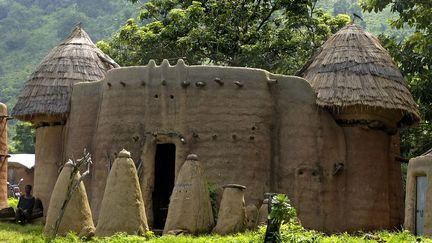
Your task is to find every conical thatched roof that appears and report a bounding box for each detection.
[298,23,420,126]
[12,25,119,122]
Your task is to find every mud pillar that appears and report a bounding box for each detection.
[212,184,247,235]
[0,103,8,209]
[44,161,94,237]
[389,133,404,228]
[163,154,214,235]
[343,126,391,231]
[34,125,64,216]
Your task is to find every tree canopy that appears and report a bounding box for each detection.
[363,0,432,157]
[9,122,34,154]
[0,0,136,153]
[98,0,349,74]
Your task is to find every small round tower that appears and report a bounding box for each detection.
[11,25,119,214]
[299,23,420,231]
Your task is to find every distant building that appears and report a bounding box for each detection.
[7,154,35,189]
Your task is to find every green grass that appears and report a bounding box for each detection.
[0,221,429,243]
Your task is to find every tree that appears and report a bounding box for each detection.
[363,0,432,157]
[10,122,35,154]
[98,0,349,74]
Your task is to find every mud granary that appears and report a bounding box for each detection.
[12,23,420,233]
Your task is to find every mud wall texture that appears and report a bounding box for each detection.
[87,61,275,221]
[64,81,104,199]
[7,165,34,189]
[405,155,432,236]
[0,103,8,209]
[34,125,64,216]
[63,61,403,232]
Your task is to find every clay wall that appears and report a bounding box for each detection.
[389,134,404,227]
[7,165,34,190]
[34,125,65,216]
[64,81,104,199]
[404,155,432,235]
[0,103,8,209]
[342,127,393,231]
[87,62,278,221]
[63,61,403,232]
[274,79,401,232]
[274,78,348,232]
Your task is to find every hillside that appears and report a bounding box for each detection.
[316,0,412,39]
[0,0,137,139]
[0,0,137,108]
[0,0,411,149]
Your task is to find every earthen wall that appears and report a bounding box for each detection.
[63,62,404,232]
[0,103,8,209]
[89,63,277,220]
[34,125,64,216]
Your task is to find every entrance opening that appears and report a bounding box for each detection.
[152,143,176,229]
[416,176,427,235]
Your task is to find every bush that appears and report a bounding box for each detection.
[7,197,18,210]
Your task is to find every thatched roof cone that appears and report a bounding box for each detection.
[298,23,420,127]
[12,25,119,122]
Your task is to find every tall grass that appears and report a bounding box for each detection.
[0,220,430,242]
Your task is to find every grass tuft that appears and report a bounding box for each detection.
[0,221,430,242]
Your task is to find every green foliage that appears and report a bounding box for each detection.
[0,220,429,242]
[9,122,34,154]
[267,194,297,242]
[332,0,362,19]
[316,0,411,40]
[7,197,18,210]
[269,194,296,225]
[207,182,218,219]
[0,0,137,146]
[363,0,432,158]
[99,0,349,74]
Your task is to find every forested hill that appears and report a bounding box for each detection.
[0,0,137,115]
[317,0,412,39]
[0,0,410,144]
[0,0,406,115]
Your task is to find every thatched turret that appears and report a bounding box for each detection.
[299,23,419,129]
[12,24,119,123]
[10,25,118,216]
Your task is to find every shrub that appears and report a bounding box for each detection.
[7,197,18,209]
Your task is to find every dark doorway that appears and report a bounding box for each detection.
[152,143,176,229]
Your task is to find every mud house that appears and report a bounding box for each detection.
[404,149,432,236]
[7,154,35,189]
[12,23,419,233]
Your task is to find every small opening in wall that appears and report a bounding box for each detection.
[251,126,256,131]
[153,143,176,229]
[170,95,174,99]
[154,94,159,99]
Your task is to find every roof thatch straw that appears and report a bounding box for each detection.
[298,23,420,126]
[12,25,119,122]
